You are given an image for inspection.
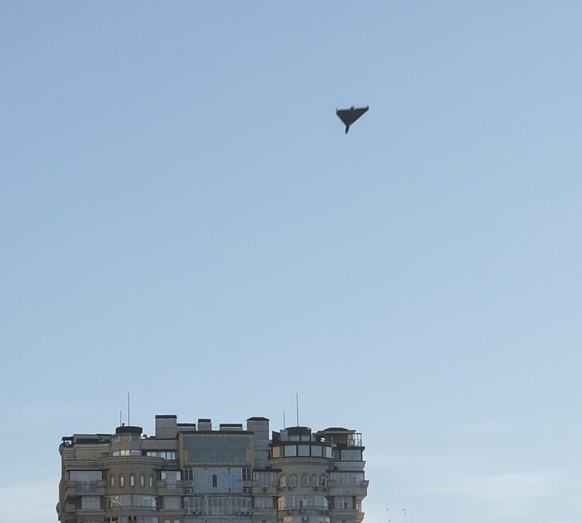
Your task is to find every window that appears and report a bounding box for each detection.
[289,474,297,488]
[161,471,181,483]
[334,497,353,509]
[301,474,310,487]
[110,475,115,487]
[149,475,154,488]
[130,474,135,487]
[182,434,253,464]
[185,496,250,515]
[71,471,102,493]
[183,468,193,481]
[340,449,362,461]
[277,495,327,510]
[212,474,218,488]
[164,496,181,510]
[70,471,102,481]
[140,474,145,487]
[106,495,131,509]
[119,474,125,488]
[311,474,318,487]
[134,495,157,509]
[112,449,141,457]
[146,451,177,460]
[242,466,252,481]
[81,496,101,510]
[297,445,310,457]
[310,445,323,457]
[138,517,159,523]
[254,496,274,509]
[331,472,364,487]
[161,471,180,491]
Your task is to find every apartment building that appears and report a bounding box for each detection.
[57,415,368,523]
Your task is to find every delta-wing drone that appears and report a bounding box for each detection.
[336,106,369,133]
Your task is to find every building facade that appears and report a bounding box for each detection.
[57,415,368,523]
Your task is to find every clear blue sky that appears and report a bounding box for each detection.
[1,2,581,522]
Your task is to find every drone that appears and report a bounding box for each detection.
[336,106,369,134]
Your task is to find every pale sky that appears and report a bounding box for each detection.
[1,2,582,523]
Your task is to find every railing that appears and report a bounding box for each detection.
[326,480,369,495]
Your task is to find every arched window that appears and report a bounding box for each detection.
[289,474,298,488]
[110,474,115,487]
[129,474,135,487]
[320,474,326,487]
[140,474,145,487]
[149,474,154,488]
[301,473,310,487]
[119,474,125,488]
[311,473,318,487]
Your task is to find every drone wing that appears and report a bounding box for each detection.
[336,109,353,126]
[336,106,369,127]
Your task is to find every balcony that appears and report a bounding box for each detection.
[326,480,368,497]
[64,480,107,497]
[253,482,278,495]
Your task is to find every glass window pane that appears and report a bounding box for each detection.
[310,446,322,457]
[297,445,309,457]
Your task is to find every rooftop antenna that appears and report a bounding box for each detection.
[296,392,299,426]
[127,392,131,426]
[119,410,122,427]
[283,410,286,428]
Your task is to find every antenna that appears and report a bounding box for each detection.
[119,410,122,426]
[283,410,286,428]
[127,392,131,426]
[296,392,299,426]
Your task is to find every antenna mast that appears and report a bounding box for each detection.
[127,393,131,426]
[296,392,299,426]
